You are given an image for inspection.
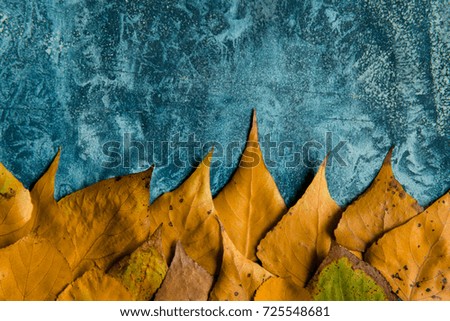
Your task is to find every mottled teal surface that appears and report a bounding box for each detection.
[0,0,448,207]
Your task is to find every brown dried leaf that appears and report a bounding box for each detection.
[155,242,213,301]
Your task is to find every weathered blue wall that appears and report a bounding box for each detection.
[0,0,448,207]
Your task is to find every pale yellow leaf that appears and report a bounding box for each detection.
[335,148,423,252]
[0,235,72,300]
[149,151,220,275]
[214,111,286,261]
[155,242,213,301]
[365,191,450,300]
[257,158,341,286]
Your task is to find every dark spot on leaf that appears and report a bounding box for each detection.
[247,273,251,277]
[145,181,150,189]
[0,188,16,200]
[417,223,422,227]
[115,176,122,181]
[169,205,173,210]
[207,210,212,215]
[392,273,403,281]
[399,192,406,199]
[168,222,173,227]
[403,265,408,271]
[415,282,421,288]
[392,204,396,207]
[417,245,421,248]
[234,292,239,296]
[426,288,431,292]
[179,198,184,203]
[442,200,446,204]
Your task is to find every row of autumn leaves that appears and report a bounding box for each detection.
[0,112,448,301]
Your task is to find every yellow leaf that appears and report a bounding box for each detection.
[365,191,450,300]
[57,268,133,301]
[209,226,272,301]
[335,148,423,252]
[155,242,214,301]
[257,158,341,286]
[214,111,287,261]
[149,151,220,275]
[35,153,153,276]
[0,235,72,300]
[108,226,168,300]
[254,278,312,301]
[0,163,33,247]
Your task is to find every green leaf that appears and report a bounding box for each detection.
[308,244,396,301]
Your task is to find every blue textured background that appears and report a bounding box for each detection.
[0,0,448,207]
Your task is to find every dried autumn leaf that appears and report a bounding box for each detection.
[335,148,423,252]
[35,153,153,276]
[30,150,62,235]
[365,191,450,300]
[0,163,33,247]
[308,244,395,301]
[254,278,312,301]
[149,151,220,275]
[0,235,72,300]
[108,226,168,300]
[257,158,341,287]
[209,226,272,301]
[58,268,133,301]
[214,111,286,261]
[155,242,213,301]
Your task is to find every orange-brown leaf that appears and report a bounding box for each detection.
[254,278,312,301]
[149,151,220,275]
[35,155,152,277]
[365,191,450,300]
[257,158,341,286]
[214,111,287,261]
[57,268,133,301]
[0,163,33,247]
[155,242,213,301]
[335,148,423,252]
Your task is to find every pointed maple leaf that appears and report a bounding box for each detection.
[0,163,34,247]
[0,235,72,300]
[214,111,287,261]
[335,148,423,252]
[149,151,221,276]
[365,191,450,300]
[155,242,213,301]
[33,151,153,277]
[209,225,272,301]
[257,157,341,287]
